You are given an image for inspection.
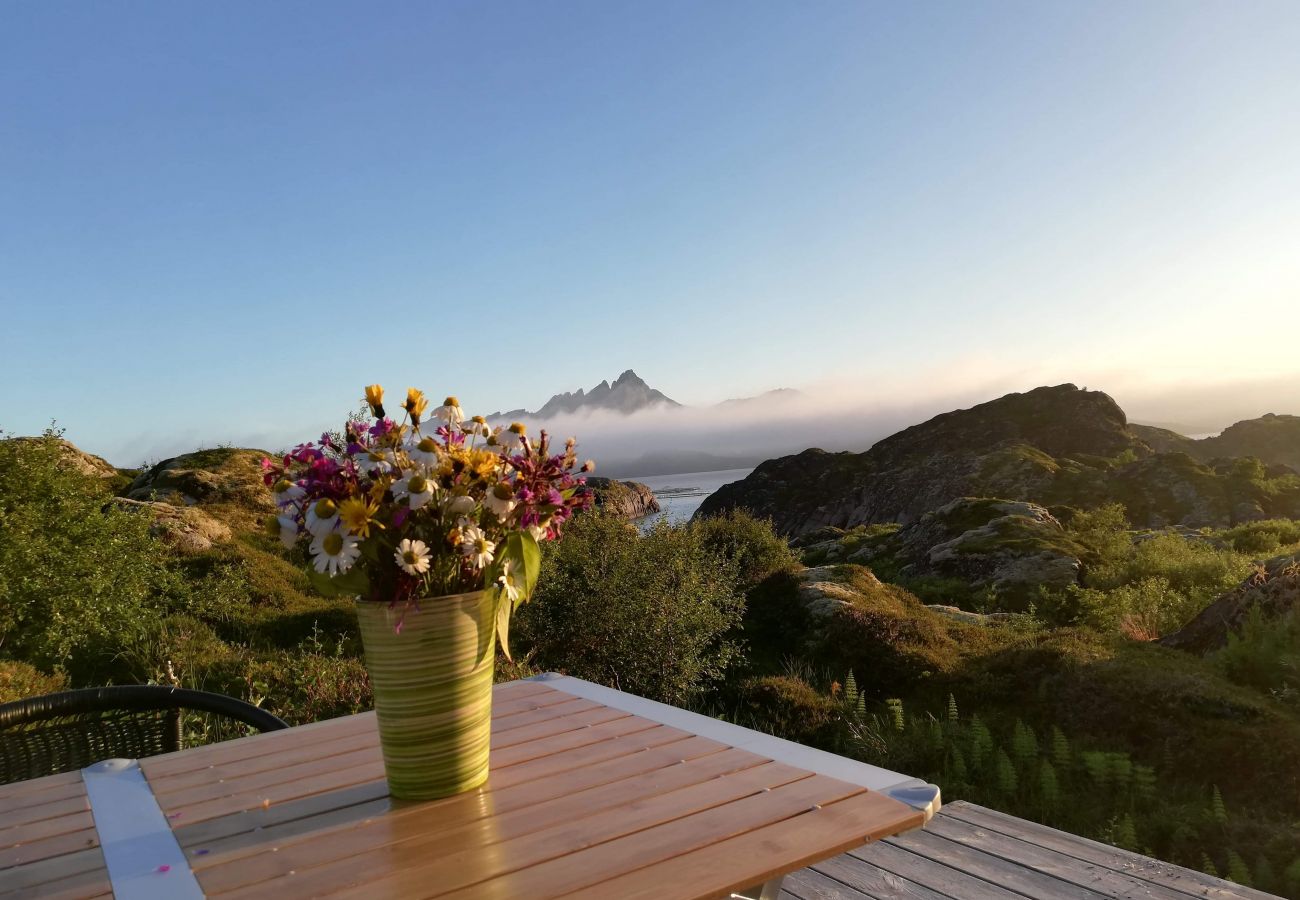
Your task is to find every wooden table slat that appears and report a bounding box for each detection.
[562,791,924,900]
[199,745,772,896]
[189,731,720,871]
[0,846,106,895]
[427,772,870,900]
[1,679,925,900]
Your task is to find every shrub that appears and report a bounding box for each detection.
[1215,607,1300,705]
[735,675,843,747]
[0,429,174,676]
[692,509,799,590]
[0,660,68,703]
[516,515,745,705]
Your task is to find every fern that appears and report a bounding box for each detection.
[1011,720,1038,771]
[1133,765,1157,803]
[946,693,959,723]
[995,747,1018,796]
[1113,814,1138,851]
[1211,785,1228,825]
[1038,760,1059,814]
[886,698,905,732]
[1226,849,1252,887]
[1201,854,1219,878]
[1051,726,1071,770]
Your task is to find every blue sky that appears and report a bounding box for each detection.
[3,2,1299,463]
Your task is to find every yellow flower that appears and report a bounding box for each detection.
[403,388,428,423]
[364,384,385,418]
[338,495,382,538]
[368,474,393,503]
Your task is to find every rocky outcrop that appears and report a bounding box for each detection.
[113,498,232,554]
[1160,553,1300,654]
[584,477,661,520]
[9,437,118,479]
[895,498,1083,597]
[698,384,1300,535]
[1135,415,1300,474]
[127,449,274,519]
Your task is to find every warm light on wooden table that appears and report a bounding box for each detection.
[0,676,932,899]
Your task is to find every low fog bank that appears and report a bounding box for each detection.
[95,368,1300,473]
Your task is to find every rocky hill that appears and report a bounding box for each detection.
[698,384,1300,535]
[1133,414,1300,473]
[493,369,680,419]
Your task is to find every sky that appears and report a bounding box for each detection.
[3,2,1299,465]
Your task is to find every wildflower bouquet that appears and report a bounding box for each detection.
[261,385,592,656]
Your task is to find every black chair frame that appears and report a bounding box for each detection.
[0,685,288,785]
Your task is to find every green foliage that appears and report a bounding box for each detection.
[516,514,745,705]
[1219,519,1300,555]
[1215,607,1300,705]
[0,429,175,675]
[692,509,799,590]
[0,659,68,703]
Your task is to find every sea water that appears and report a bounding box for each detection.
[625,467,755,527]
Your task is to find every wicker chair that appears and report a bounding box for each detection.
[0,685,288,785]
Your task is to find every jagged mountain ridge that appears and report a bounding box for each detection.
[491,370,681,419]
[697,384,1300,535]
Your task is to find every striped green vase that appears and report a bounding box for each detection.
[355,591,495,800]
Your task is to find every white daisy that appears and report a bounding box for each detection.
[499,422,527,451]
[462,532,495,569]
[496,559,521,605]
[446,494,477,517]
[408,435,440,467]
[271,479,306,509]
[392,473,436,510]
[305,498,341,537]
[394,538,432,576]
[484,482,517,520]
[461,415,490,438]
[434,396,465,427]
[310,530,361,576]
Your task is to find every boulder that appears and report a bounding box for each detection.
[584,478,660,520]
[127,448,274,522]
[894,498,1083,600]
[113,498,232,554]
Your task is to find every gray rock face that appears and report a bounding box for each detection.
[1161,553,1300,654]
[894,498,1082,597]
[113,498,232,554]
[584,478,661,520]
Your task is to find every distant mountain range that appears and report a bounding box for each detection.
[491,370,681,420]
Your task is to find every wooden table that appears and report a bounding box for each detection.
[1,675,931,900]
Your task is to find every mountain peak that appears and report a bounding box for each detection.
[491,371,681,420]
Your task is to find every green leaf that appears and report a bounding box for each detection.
[494,585,513,661]
[307,564,370,598]
[518,531,541,599]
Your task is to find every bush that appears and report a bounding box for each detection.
[516,515,745,705]
[1219,520,1300,556]
[735,675,843,747]
[0,430,176,677]
[692,509,799,590]
[1216,607,1300,705]
[0,660,68,703]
